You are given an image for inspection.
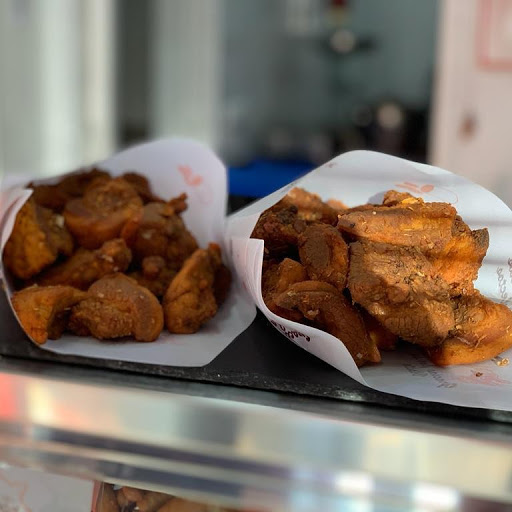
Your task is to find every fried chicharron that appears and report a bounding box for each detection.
[252,186,508,367]
[6,170,231,345]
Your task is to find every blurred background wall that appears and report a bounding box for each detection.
[431,0,512,205]
[1,0,512,206]
[0,0,116,175]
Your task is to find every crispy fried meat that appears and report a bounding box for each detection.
[275,280,381,366]
[129,256,177,299]
[427,292,512,366]
[348,240,455,346]
[262,258,308,321]
[163,244,229,334]
[63,177,143,249]
[120,198,198,270]
[430,217,489,295]
[29,168,111,212]
[283,187,339,225]
[338,199,457,255]
[36,238,132,289]
[69,273,163,342]
[12,285,86,344]
[251,198,306,258]
[3,198,73,279]
[298,223,349,290]
[121,172,164,204]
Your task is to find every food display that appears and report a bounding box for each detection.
[4,169,231,345]
[96,484,242,512]
[252,187,512,367]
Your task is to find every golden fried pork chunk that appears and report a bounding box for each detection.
[156,498,209,512]
[298,224,349,291]
[430,217,489,295]
[129,255,177,299]
[164,244,230,334]
[29,168,111,212]
[69,273,163,342]
[250,198,306,258]
[348,240,455,347]
[360,310,398,351]
[3,198,73,280]
[121,172,164,204]
[426,292,512,366]
[262,258,308,322]
[116,487,169,512]
[11,285,86,344]
[326,198,348,212]
[121,197,198,271]
[63,177,143,249]
[95,483,119,512]
[337,198,457,255]
[283,187,339,225]
[36,238,132,290]
[275,281,381,366]
[381,189,416,206]
[213,258,232,307]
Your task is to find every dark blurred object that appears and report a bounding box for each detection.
[335,100,429,162]
[229,99,429,203]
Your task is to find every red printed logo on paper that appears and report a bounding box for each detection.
[177,164,213,205]
[178,165,203,187]
[395,181,459,204]
[270,320,311,343]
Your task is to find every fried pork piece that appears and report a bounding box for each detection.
[262,258,308,322]
[326,198,348,212]
[426,292,512,366]
[430,217,489,295]
[298,224,349,290]
[130,255,177,298]
[37,238,132,289]
[168,192,188,214]
[96,484,119,512]
[3,198,73,279]
[360,310,398,351]
[121,172,164,203]
[381,189,416,206]
[348,240,455,347]
[164,244,229,334]
[121,198,198,270]
[156,498,208,512]
[283,187,339,225]
[117,487,170,512]
[69,273,163,342]
[29,168,110,212]
[250,198,306,258]
[275,281,380,366]
[11,285,86,344]
[337,198,457,255]
[211,252,232,307]
[64,177,143,249]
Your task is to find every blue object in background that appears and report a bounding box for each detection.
[228,159,314,198]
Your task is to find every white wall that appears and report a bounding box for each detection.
[150,0,223,150]
[431,0,512,207]
[0,0,116,177]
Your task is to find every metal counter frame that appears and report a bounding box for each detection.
[0,357,510,511]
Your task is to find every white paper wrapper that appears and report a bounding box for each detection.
[227,150,512,411]
[0,139,256,367]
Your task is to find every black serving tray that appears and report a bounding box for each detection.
[1,290,511,425]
